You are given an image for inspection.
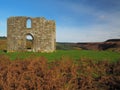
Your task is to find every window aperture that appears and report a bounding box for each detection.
[26,19,32,28]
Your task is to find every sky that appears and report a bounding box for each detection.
[0,0,120,42]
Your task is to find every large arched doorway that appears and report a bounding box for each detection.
[26,34,34,51]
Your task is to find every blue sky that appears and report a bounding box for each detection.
[0,0,120,42]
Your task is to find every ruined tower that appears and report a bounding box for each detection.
[7,16,56,52]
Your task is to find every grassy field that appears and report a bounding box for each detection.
[0,38,120,89]
[0,50,120,89]
[0,50,120,62]
[0,43,120,89]
[0,38,120,62]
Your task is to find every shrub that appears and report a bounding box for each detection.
[0,56,120,90]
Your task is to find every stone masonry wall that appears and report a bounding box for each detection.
[7,16,56,52]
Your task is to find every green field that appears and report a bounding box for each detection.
[0,50,120,62]
[0,50,120,89]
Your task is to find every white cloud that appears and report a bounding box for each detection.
[56,1,120,42]
[99,15,105,19]
[56,14,120,42]
[0,20,7,36]
[0,0,120,42]
[58,1,96,15]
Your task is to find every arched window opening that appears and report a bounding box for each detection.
[26,34,33,51]
[26,19,32,28]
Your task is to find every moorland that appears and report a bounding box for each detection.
[0,37,120,90]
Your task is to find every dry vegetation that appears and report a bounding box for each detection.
[0,55,120,90]
[0,39,7,51]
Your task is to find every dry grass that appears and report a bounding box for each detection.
[0,56,120,90]
[0,39,7,51]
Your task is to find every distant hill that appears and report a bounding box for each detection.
[57,39,120,52]
[105,39,120,42]
[0,36,7,39]
[101,39,120,51]
[0,36,7,50]
[0,37,120,52]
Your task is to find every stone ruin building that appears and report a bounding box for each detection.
[7,16,56,52]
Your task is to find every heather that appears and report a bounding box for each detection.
[0,55,120,90]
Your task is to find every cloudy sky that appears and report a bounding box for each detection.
[0,0,120,42]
